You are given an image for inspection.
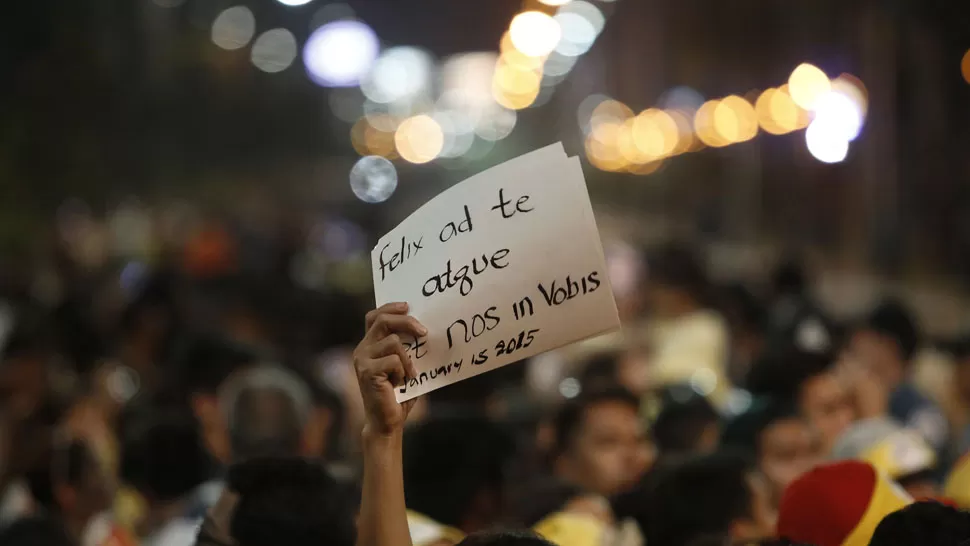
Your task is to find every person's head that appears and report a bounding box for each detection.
[0,320,52,421]
[0,516,75,546]
[174,336,258,464]
[943,337,970,404]
[849,299,919,388]
[646,244,709,318]
[120,406,212,509]
[651,387,721,458]
[777,461,912,546]
[747,347,854,454]
[645,451,777,546]
[553,387,651,497]
[457,530,555,546]
[195,456,355,546]
[515,479,613,528]
[218,365,314,461]
[578,350,652,398]
[24,437,111,535]
[723,397,820,505]
[832,419,938,500]
[869,501,970,546]
[403,416,515,534]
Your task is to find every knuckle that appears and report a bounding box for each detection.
[386,333,401,347]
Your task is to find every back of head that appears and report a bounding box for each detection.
[219,365,311,461]
[120,406,212,504]
[722,396,799,456]
[226,456,356,546]
[869,501,970,546]
[458,529,555,546]
[404,416,515,530]
[647,244,708,303]
[652,387,720,456]
[645,451,754,546]
[746,346,834,400]
[0,516,75,546]
[863,299,920,361]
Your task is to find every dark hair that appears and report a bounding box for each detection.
[746,346,835,401]
[652,387,720,455]
[171,335,258,396]
[553,386,641,457]
[644,451,756,546]
[457,529,555,546]
[119,406,212,503]
[0,517,74,546]
[722,397,800,458]
[648,244,709,303]
[869,501,970,546]
[863,299,920,361]
[226,457,356,546]
[513,478,586,527]
[577,351,624,392]
[403,416,515,529]
[24,438,94,513]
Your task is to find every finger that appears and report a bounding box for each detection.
[365,302,408,332]
[367,334,412,372]
[365,313,428,343]
[365,355,407,388]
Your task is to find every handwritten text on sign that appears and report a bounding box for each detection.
[371,143,621,402]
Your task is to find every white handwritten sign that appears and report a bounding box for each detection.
[371,143,620,401]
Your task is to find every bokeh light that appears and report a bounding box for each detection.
[553,11,597,57]
[755,89,785,135]
[659,86,705,115]
[361,47,435,105]
[805,120,849,164]
[962,50,970,85]
[770,86,809,133]
[694,100,730,148]
[632,109,679,159]
[788,63,830,110]
[509,11,562,57]
[475,107,517,142]
[832,74,869,117]
[303,20,379,87]
[812,90,864,142]
[350,156,398,203]
[310,3,356,29]
[492,58,542,110]
[713,95,758,143]
[395,115,445,164]
[539,0,573,5]
[211,7,256,51]
[277,0,313,5]
[586,121,628,172]
[557,1,605,36]
[251,29,298,73]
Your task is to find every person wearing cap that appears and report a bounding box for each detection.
[831,418,939,499]
[722,397,821,507]
[846,299,949,455]
[777,460,913,546]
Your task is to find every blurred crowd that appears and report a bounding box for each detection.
[5,200,970,546]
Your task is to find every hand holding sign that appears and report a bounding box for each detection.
[371,143,620,401]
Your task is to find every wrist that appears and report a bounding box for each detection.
[361,424,404,449]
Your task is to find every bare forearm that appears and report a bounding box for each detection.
[358,428,412,546]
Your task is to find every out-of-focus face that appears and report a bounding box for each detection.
[800,372,855,453]
[758,418,820,504]
[0,355,48,421]
[557,401,652,497]
[849,330,904,388]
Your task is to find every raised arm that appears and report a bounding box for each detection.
[354,302,427,546]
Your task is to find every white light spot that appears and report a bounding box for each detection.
[361,47,435,104]
[554,11,597,57]
[303,21,379,87]
[805,119,850,164]
[690,368,718,396]
[211,7,256,51]
[277,0,313,6]
[557,1,605,36]
[350,156,398,203]
[576,93,610,134]
[544,52,578,78]
[811,90,864,142]
[251,29,298,73]
[475,107,517,142]
[509,11,562,57]
[559,377,581,399]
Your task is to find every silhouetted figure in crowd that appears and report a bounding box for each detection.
[869,501,970,546]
